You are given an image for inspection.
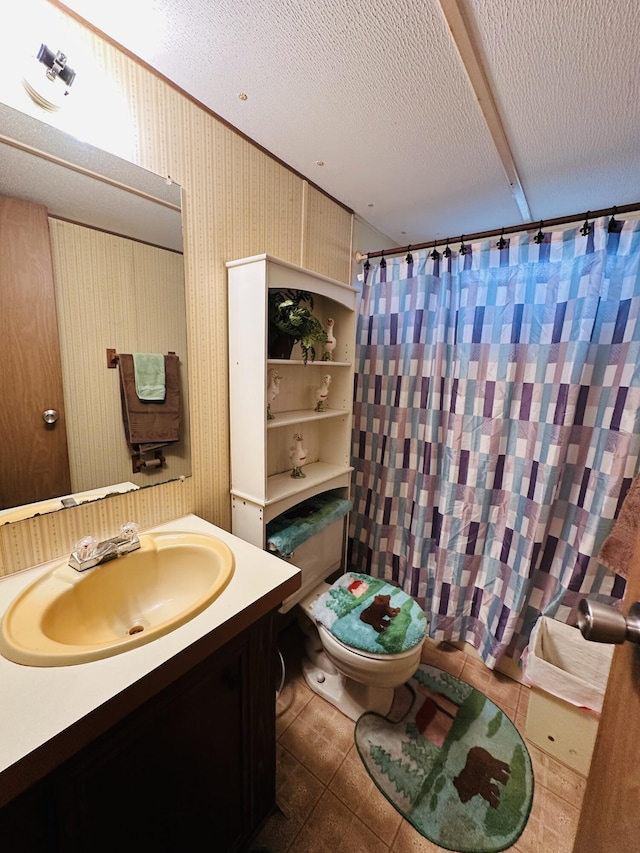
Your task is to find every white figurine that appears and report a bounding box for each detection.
[266,369,281,420]
[314,374,332,412]
[289,433,308,478]
[323,318,336,361]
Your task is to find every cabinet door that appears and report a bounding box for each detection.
[54,654,244,852]
[52,616,276,853]
[0,616,277,853]
[0,782,56,852]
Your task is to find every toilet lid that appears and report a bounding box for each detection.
[311,572,427,655]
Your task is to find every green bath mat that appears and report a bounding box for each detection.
[355,665,533,852]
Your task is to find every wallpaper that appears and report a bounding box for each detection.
[0,4,353,576]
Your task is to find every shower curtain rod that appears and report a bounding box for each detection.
[355,201,640,263]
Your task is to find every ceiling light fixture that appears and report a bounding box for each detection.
[37,43,75,86]
[22,42,76,112]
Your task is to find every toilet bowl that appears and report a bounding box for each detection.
[297,577,427,721]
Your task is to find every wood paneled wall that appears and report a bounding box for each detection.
[0,5,353,577]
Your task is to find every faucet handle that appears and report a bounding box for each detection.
[120,522,139,542]
[75,535,98,561]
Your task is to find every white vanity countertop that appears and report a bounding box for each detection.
[0,513,300,797]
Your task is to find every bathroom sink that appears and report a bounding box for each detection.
[0,530,235,666]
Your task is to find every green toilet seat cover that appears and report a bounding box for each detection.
[312,572,427,655]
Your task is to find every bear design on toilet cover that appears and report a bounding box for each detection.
[312,573,427,655]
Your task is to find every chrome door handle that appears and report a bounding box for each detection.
[42,409,59,424]
[578,599,640,645]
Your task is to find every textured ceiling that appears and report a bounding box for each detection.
[53,0,640,246]
[0,102,183,250]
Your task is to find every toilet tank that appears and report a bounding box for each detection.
[276,516,345,613]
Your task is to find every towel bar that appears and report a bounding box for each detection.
[107,348,177,368]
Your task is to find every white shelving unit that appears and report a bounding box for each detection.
[227,254,358,593]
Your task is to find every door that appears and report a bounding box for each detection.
[572,535,640,851]
[0,195,71,509]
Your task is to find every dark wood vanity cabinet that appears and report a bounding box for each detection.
[0,613,277,853]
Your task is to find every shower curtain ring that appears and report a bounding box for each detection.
[430,241,440,261]
[496,228,506,250]
[460,235,468,255]
[405,245,413,264]
[534,220,545,244]
[364,253,371,271]
[580,212,592,236]
[380,250,387,269]
[443,239,451,259]
[608,207,619,233]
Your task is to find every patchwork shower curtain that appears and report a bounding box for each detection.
[349,218,640,667]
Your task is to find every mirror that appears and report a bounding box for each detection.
[0,101,190,524]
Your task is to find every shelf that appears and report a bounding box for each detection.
[228,255,356,559]
[227,254,359,305]
[267,407,348,429]
[267,359,351,368]
[230,462,352,509]
[266,462,353,505]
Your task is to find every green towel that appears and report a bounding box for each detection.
[132,353,166,401]
[266,493,351,556]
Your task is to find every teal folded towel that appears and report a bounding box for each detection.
[266,492,351,557]
[132,353,166,401]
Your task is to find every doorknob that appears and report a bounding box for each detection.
[577,598,640,645]
[42,409,59,424]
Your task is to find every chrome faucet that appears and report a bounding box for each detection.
[69,522,140,572]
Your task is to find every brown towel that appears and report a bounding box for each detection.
[599,474,640,579]
[118,353,182,452]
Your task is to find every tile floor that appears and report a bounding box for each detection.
[252,621,585,853]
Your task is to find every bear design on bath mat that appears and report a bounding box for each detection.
[453,746,511,808]
[354,665,534,851]
[359,594,401,633]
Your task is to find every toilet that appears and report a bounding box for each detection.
[271,498,427,721]
[296,573,427,721]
